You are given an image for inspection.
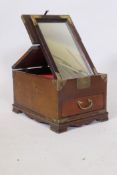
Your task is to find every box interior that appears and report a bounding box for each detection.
[14,46,54,79]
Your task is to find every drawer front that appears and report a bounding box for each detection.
[62,94,104,117]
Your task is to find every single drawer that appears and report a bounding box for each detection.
[62,94,104,117]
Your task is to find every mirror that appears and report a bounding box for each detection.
[38,22,94,79]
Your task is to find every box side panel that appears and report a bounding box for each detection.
[13,71,58,120]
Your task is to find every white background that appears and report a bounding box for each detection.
[0,0,117,174]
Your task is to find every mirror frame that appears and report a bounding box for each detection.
[22,15,97,79]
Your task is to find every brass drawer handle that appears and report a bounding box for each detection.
[77,98,93,110]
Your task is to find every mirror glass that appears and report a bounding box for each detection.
[38,22,94,79]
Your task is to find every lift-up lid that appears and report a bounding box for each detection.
[21,14,97,79]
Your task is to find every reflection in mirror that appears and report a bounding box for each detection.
[38,22,94,79]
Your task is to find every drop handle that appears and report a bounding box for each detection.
[77,98,93,110]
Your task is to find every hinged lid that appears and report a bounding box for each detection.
[21,14,97,80]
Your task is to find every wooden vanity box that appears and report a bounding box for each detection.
[12,14,108,133]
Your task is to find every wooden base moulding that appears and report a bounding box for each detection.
[13,104,108,133]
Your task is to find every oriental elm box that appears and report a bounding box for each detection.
[12,14,108,133]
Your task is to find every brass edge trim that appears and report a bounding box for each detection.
[31,15,40,26]
[52,72,67,91]
[55,72,62,80]
[100,74,107,82]
[60,15,72,23]
[52,79,67,91]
